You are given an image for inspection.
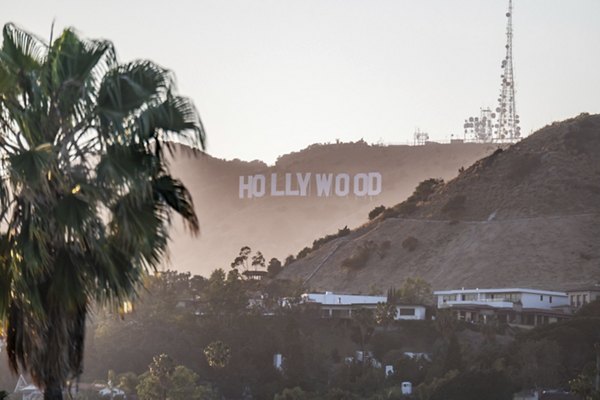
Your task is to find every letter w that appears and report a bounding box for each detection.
[315,174,333,197]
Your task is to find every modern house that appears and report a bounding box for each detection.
[434,288,571,326]
[566,283,600,309]
[302,292,426,320]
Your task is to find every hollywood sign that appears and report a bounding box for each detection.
[239,172,382,199]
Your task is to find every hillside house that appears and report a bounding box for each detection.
[434,288,571,326]
[302,292,426,320]
[566,283,600,309]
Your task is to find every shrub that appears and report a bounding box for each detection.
[402,236,419,252]
[381,178,444,221]
[296,246,312,260]
[368,205,386,220]
[412,178,444,203]
[310,226,351,253]
[341,241,377,270]
[284,255,296,266]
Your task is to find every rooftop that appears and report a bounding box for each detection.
[434,288,567,296]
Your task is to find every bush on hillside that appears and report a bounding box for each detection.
[341,241,377,270]
[368,205,386,221]
[380,178,445,221]
[402,236,419,252]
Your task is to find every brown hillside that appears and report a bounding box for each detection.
[165,141,495,276]
[278,114,600,292]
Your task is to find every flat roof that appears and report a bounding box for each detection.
[566,284,600,293]
[433,288,567,296]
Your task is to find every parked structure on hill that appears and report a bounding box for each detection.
[302,292,427,320]
[434,288,571,326]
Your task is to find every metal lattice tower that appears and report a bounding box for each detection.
[496,0,521,142]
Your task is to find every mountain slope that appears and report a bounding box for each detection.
[165,141,495,275]
[278,114,600,291]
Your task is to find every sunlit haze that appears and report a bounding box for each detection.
[4,0,600,163]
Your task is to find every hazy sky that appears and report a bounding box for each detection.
[3,1,600,163]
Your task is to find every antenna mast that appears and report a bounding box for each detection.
[463,0,521,143]
[496,0,520,142]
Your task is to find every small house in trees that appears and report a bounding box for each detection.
[302,292,426,320]
[566,283,600,309]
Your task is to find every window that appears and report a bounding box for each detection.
[504,293,522,302]
[399,308,416,316]
[577,295,581,307]
[583,294,588,304]
[540,295,544,301]
[549,296,552,303]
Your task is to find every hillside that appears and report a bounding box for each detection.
[278,113,600,292]
[164,141,495,276]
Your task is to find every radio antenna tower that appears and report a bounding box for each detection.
[496,0,521,141]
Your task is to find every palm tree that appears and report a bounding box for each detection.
[0,23,204,399]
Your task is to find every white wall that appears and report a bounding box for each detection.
[520,293,568,309]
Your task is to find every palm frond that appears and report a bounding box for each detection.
[45,29,116,131]
[97,60,174,134]
[0,23,46,74]
[137,95,205,149]
[153,175,199,234]
[7,143,54,189]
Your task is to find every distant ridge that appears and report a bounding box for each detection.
[278,114,600,292]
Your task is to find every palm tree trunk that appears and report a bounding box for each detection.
[44,383,63,400]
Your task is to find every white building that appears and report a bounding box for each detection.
[566,283,600,309]
[302,292,426,320]
[434,288,570,326]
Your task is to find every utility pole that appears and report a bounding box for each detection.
[595,342,600,392]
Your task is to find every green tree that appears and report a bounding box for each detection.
[514,339,562,390]
[350,308,376,367]
[203,340,231,369]
[169,366,220,400]
[203,268,248,316]
[137,356,220,400]
[399,277,432,304]
[570,362,600,400]
[148,354,175,400]
[0,23,204,399]
[267,258,283,278]
[374,302,397,329]
[116,372,139,396]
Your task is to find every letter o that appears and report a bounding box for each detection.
[335,174,350,196]
[353,173,369,196]
[253,174,266,197]
[367,172,382,196]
